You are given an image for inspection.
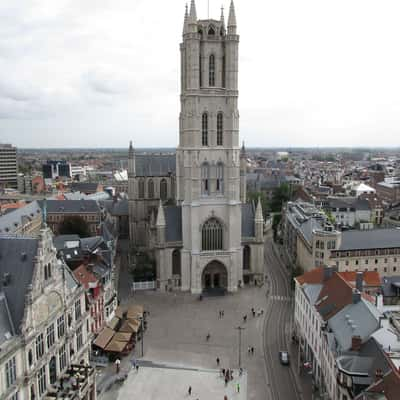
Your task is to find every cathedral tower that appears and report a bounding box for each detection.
[177,0,242,293]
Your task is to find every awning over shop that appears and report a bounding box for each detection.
[119,319,140,333]
[108,316,120,330]
[93,327,114,350]
[127,304,143,319]
[113,332,132,342]
[104,339,128,353]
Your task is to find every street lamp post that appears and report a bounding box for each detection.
[235,326,245,369]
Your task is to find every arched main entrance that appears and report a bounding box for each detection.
[202,261,228,292]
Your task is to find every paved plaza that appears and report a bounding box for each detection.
[99,286,270,399]
[117,364,247,400]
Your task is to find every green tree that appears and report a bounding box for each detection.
[247,191,269,215]
[271,183,291,213]
[59,216,91,238]
[272,213,282,242]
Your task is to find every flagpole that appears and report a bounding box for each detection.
[208,0,210,19]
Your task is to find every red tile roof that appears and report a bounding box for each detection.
[296,267,381,287]
[73,264,98,289]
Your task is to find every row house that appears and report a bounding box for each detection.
[294,267,383,400]
[54,235,117,324]
[0,228,95,400]
[0,201,42,237]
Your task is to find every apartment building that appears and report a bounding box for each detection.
[332,229,400,277]
[43,200,102,236]
[0,228,95,400]
[283,201,341,272]
[0,144,17,189]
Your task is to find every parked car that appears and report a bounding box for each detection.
[279,350,290,365]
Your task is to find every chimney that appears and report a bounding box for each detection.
[352,289,361,304]
[323,266,334,281]
[356,271,363,292]
[351,335,362,351]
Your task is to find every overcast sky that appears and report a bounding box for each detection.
[0,0,400,148]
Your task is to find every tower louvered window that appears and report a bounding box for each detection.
[209,55,215,86]
[217,113,223,146]
[201,163,210,195]
[138,179,145,199]
[148,179,154,199]
[202,218,223,251]
[202,113,208,146]
[216,162,224,193]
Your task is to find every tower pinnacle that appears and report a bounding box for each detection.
[220,5,225,26]
[156,200,166,227]
[227,0,237,34]
[189,0,197,22]
[183,3,189,35]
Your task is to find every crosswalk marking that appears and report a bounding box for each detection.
[270,295,291,301]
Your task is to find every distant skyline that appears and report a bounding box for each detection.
[1,0,400,148]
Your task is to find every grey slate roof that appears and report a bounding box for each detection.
[135,154,176,177]
[339,229,400,251]
[165,206,182,242]
[43,200,100,214]
[328,299,381,352]
[0,201,41,235]
[70,182,100,193]
[242,203,255,237]
[0,237,38,334]
[100,199,128,216]
[328,198,370,211]
[303,284,323,305]
[53,235,81,251]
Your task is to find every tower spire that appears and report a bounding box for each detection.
[227,0,237,34]
[189,0,197,22]
[255,197,263,221]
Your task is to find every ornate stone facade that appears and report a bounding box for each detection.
[0,228,95,399]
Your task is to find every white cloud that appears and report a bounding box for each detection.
[0,0,400,147]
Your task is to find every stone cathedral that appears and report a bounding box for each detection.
[128,0,264,294]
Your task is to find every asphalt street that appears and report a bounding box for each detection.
[263,236,301,400]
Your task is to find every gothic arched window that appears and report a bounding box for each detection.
[138,179,145,199]
[217,112,223,146]
[216,162,224,193]
[208,25,215,36]
[160,179,168,201]
[209,55,215,86]
[148,179,154,199]
[202,113,208,146]
[202,218,223,251]
[201,163,210,195]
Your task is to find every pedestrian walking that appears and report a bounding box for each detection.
[237,383,240,393]
[206,333,210,341]
[216,357,220,366]
[224,376,228,386]
[251,346,255,355]
[130,358,136,369]
[222,368,225,376]
[248,346,251,355]
[188,386,192,395]
[221,310,224,317]
[251,307,255,317]
[243,314,247,323]
[239,367,243,376]
[224,396,228,400]
[230,370,233,381]
[115,358,120,374]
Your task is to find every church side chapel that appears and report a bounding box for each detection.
[128,0,264,294]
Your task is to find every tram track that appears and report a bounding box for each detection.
[262,238,301,400]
